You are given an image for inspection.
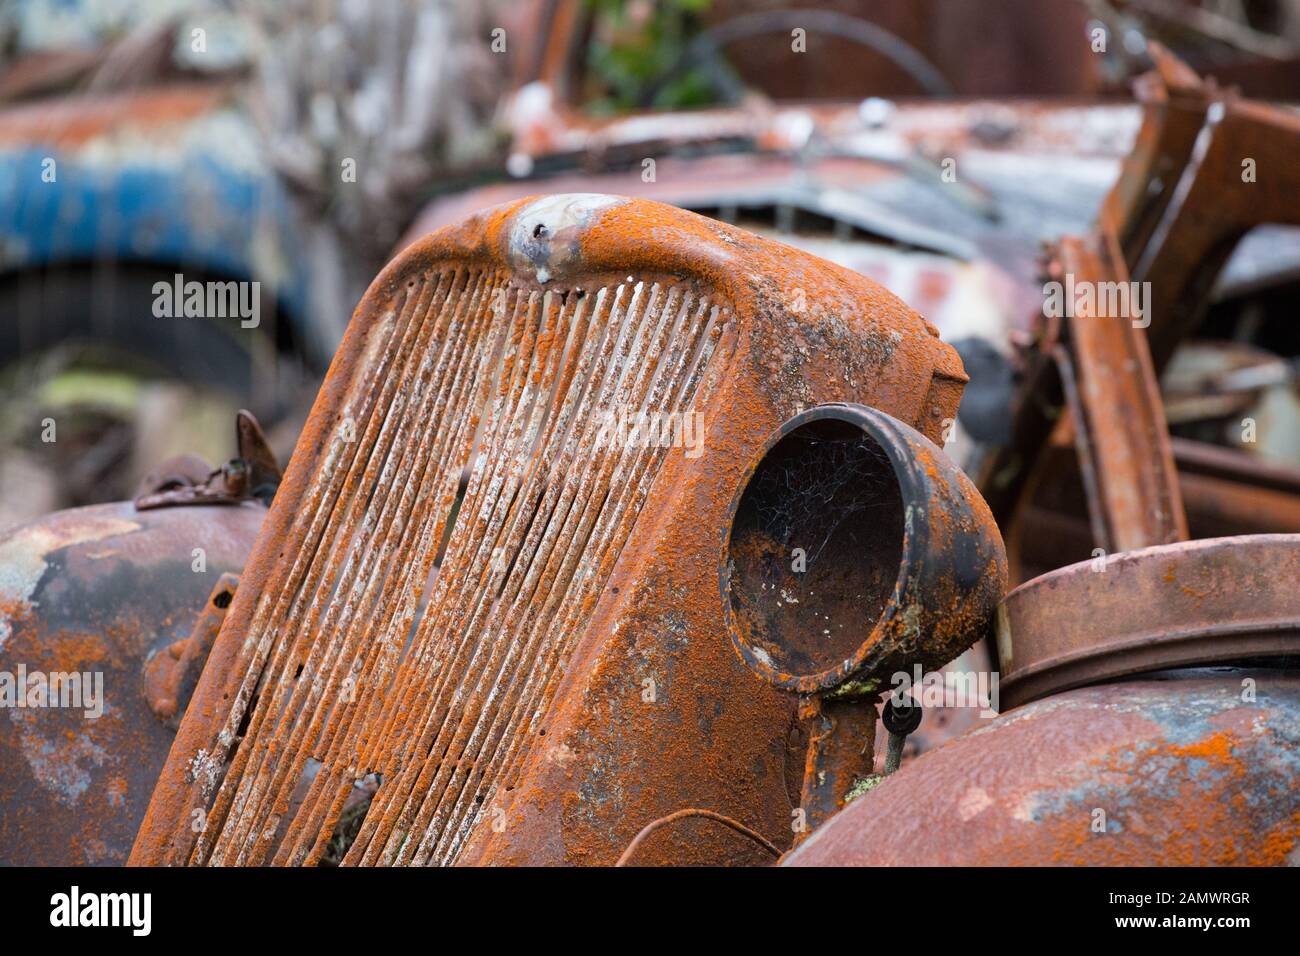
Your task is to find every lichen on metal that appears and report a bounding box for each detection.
[131,194,970,867]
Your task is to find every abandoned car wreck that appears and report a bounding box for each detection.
[1,2,1298,885]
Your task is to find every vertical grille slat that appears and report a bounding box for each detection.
[281,271,510,866]
[215,271,488,865]
[270,270,498,865]
[193,275,440,865]
[191,270,732,866]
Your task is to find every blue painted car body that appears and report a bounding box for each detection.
[0,88,326,363]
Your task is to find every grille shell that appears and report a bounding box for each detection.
[133,195,968,866]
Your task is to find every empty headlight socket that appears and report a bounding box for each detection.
[721,403,1007,838]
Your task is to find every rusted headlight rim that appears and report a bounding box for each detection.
[719,402,939,695]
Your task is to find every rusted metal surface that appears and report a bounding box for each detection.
[663,8,954,97]
[0,500,264,866]
[134,410,282,510]
[1103,44,1300,372]
[614,808,780,867]
[704,0,1101,99]
[132,193,972,867]
[1178,472,1300,538]
[141,574,238,728]
[982,225,1188,562]
[1097,43,1209,264]
[792,695,879,840]
[1050,235,1187,551]
[1010,439,1300,580]
[0,84,231,149]
[999,534,1300,710]
[1173,436,1300,493]
[0,48,105,103]
[723,403,1006,693]
[514,0,1104,139]
[416,99,1137,265]
[784,669,1300,866]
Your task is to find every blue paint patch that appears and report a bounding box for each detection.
[1015,679,1300,835]
[0,123,316,355]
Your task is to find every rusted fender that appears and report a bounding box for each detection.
[783,669,1300,866]
[0,500,263,865]
[1000,534,1300,709]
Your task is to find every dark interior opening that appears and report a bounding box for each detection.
[726,418,904,680]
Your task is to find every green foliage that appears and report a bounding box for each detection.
[582,0,717,115]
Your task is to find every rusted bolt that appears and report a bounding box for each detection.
[882,696,922,774]
[882,696,922,736]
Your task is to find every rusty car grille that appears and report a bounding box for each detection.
[190,268,729,865]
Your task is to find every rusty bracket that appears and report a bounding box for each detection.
[1105,43,1300,372]
[143,574,240,728]
[795,695,878,841]
[135,410,283,510]
[1050,234,1188,551]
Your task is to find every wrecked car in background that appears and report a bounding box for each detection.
[2,0,1299,868]
[0,7,330,530]
[130,39,1300,864]
[792,45,1300,865]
